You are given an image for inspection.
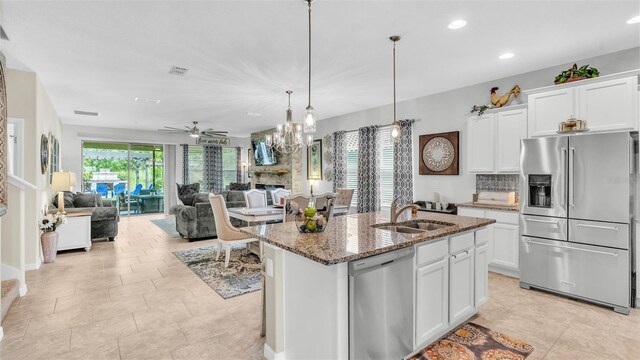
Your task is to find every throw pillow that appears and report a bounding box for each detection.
[52,191,76,208]
[73,193,98,208]
[191,193,210,205]
[177,183,200,206]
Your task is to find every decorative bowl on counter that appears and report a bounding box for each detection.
[293,200,334,234]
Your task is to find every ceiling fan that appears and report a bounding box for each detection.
[158,121,228,138]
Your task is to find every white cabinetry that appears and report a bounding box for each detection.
[527,73,639,137]
[467,114,494,173]
[467,106,527,174]
[415,257,449,345]
[491,223,519,270]
[414,230,487,349]
[449,248,474,324]
[458,208,520,278]
[56,214,92,252]
[474,227,489,307]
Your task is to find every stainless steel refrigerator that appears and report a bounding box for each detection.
[519,132,636,314]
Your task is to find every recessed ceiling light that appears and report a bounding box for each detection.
[499,52,515,60]
[627,15,640,24]
[448,19,467,30]
[74,110,100,117]
[134,97,161,104]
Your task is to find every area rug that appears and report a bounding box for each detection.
[172,245,261,299]
[150,218,181,238]
[408,323,534,360]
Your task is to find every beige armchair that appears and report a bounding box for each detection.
[335,188,355,215]
[208,194,257,268]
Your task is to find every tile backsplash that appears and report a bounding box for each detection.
[476,174,519,193]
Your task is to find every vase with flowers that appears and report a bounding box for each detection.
[39,212,67,263]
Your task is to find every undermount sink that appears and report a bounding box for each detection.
[372,220,455,234]
[400,222,450,231]
[371,225,426,234]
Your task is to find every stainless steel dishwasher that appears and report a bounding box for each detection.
[349,247,414,360]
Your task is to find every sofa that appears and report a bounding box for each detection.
[170,190,273,241]
[49,192,120,240]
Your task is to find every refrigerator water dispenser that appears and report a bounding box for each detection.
[528,175,552,208]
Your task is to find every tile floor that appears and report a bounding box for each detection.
[0,214,638,359]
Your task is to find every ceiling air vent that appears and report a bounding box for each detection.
[0,25,9,41]
[169,65,189,76]
[74,110,100,117]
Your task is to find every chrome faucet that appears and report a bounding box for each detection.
[390,197,420,224]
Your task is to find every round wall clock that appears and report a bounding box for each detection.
[40,134,50,175]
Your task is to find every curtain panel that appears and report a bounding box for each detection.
[357,126,380,213]
[202,145,224,193]
[332,131,347,192]
[236,147,243,183]
[181,144,190,184]
[393,119,415,206]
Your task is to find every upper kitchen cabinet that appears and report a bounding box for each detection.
[467,105,527,174]
[526,71,639,137]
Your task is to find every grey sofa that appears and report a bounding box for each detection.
[49,192,120,240]
[170,190,273,241]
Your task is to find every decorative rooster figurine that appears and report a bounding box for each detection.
[490,85,521,107]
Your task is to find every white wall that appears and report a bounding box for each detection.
[61,124,251,187]
[302,47,640,204]
[3,69,62,269]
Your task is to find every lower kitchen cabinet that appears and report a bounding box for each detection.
[475,243,489,307]
[449,248,475,325]
[491,223,519,270]
[458,208,520,277]
[415,258,449,345]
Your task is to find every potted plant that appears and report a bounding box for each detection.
[554,63,599,84]
[39,212,67,263]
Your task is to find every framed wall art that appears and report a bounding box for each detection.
[307,139,322,180]
[49,133,60,184]
[40,133,50,175]
[419,131,459,175]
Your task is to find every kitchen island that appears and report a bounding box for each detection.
[240,211,495,360]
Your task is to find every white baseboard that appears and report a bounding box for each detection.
[1,264,20,281]
[489,265,520,279]
[263,344,285,360]
[25,262,40,271]
[19,283,27,297]
[0,326,4,342]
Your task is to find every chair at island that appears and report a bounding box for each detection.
[282,194,311,222]
[244,189,268,208]
[209,194,257,268]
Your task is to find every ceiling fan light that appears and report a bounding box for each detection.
[190,133,200,138]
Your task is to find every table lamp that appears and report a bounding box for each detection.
[51,171,77,214]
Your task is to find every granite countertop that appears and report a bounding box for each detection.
[239,211,495,265]
[457,202,520,212]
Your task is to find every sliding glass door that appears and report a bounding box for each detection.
[82,141,164,216]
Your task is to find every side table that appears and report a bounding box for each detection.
[57,212,92,252]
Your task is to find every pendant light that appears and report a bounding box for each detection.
[267,90,313,155]
[303,0,317,134]
[390,35,401,139]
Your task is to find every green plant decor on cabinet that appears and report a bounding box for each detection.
[554,63,599,84]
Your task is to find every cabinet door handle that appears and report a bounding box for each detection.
[577,223,619,232]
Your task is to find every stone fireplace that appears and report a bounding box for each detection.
[255,184,286,192]
[249,128,302,193]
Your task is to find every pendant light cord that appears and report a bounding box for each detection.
[307,0,312,108]
[393,40,396,124]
